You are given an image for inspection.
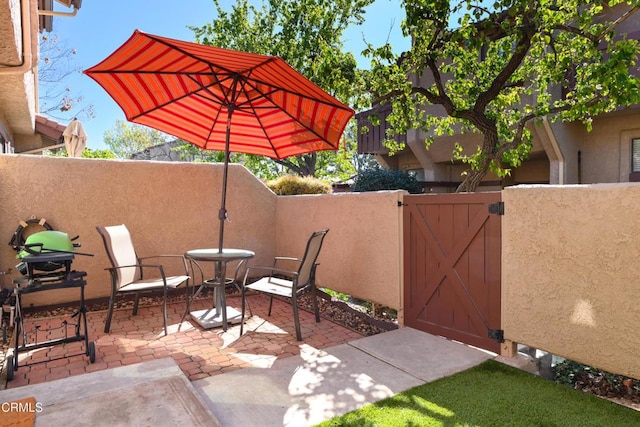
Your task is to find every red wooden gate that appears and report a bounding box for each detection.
[403,193,502,353]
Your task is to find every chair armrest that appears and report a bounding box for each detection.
[274,256,300,262]
[139,254,190,276]
[274,256,300,270]
[243,266,298,285]
[105,263,168,283]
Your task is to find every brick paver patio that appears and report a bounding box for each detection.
[5,293,363,388]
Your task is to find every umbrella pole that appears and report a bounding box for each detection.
[218,107,234,253]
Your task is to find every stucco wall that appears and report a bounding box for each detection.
[0,155,405,318]
[0,155,276,307]
[275,191,405,317]
[502,183,640,379]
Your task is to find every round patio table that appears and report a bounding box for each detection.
[183,248,255,331]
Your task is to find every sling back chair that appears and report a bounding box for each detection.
[96,224,190,336]
[240,229,329,341]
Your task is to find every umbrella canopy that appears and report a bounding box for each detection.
[84,30,354,249]
[62,118,87,157]
[84,30,354,159]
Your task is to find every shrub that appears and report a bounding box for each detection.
[266,174,332,195]
[352,168,423,194]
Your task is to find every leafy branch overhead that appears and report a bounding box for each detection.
[188,0,375,179]
[365,0,640,192]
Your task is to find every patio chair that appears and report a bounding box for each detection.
[240,229,329,341]
[96,224,190,336]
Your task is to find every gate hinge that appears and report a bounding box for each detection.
[398,201,407,207]
[488,329,504,343]
[488,201,504,216]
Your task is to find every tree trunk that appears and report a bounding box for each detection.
[455,126,498,193]
[276,153,317,177]
[456,162,490,193]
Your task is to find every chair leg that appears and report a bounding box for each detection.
[239,283,253,317]
[179,284,191,326]
[268,296,274,316]
[291,296,302,341]
[133,292,140,316]
[162,286,168,336]
[104,294,115,333]
[240,286,246,336]
[311,286,321,323]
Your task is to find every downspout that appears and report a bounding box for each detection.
[0,0,38,75]
[37,7,79,17]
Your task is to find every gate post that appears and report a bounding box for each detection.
[501,339,518,358]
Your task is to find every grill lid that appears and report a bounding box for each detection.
[17,230,75,259]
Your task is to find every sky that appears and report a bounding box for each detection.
[46,0,410,151]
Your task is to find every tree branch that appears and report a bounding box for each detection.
[600,5,640,40]
[551,24,600,43]
[496,95,605,158]
[475,21,536,112]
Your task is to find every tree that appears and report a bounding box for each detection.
[104,120,172,159]
[38,33,94,121]
[189,0,373,178]
[46,147,116,158]
[366,1,640,192]
[79,147,117,159]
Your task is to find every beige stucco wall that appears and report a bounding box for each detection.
[0,155,406,317]
[275,191,405,318]
[502,183,640,379]
[0,155,277,307]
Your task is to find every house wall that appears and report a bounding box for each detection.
[0,0,39,141]
[577,109,640,184]
[502,183,640,379]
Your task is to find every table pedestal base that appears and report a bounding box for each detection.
[189,307,243,330]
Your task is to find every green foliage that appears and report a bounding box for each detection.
[79,147,116,159]
[322,288,349,302]
[189,0,373,178]
[365,1,640,191]
[103,120,172,159]
[46,147,116,158]
[352,167,423,193]
[266,174,332,195]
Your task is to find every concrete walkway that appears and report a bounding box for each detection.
[0,358,219,426]
[0,328,493,426]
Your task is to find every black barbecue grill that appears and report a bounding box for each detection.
[4,228,96,381]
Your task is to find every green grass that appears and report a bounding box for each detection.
[316,360,640,427]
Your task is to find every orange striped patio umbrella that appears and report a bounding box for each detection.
[84,30,354,250]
